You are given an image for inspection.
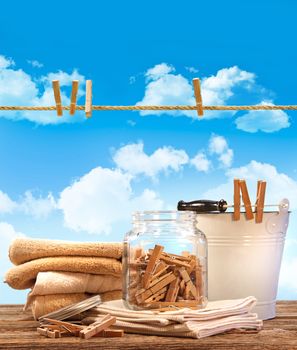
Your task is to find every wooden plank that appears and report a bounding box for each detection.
[0,303,297,349]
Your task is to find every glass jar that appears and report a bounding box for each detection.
[123,210,208,310]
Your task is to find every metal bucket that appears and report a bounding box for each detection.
[196,199,290,320]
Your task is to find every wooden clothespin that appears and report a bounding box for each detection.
[85,80,92,118]
[79,314,116,340]
[178,267,197,298]
[255,180,266,223]
[192,78,204,117]
[233,178,241,221]
[69,80,79,115]
[165,277,180,302]
[52,80,63,116]
[239,180,254,220]
[94,329,124,338]
[143,244,164,288]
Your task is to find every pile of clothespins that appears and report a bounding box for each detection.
[36,296,124,339]
[233,179,266,223]
[37,315,122,339]
[129,245,204,308]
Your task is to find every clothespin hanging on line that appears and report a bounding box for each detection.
[192,78,204,117]
[52,80,63,116]
[85,80,92,118]
[69,80,79,115]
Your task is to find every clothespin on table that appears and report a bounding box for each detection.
[239,180,254,220]
[79,314,116,340]
[69,80,79,115]
[52,80,63,116]
[255,180,266,223]
[85,80,92,118]
[233,179,241,221]
[192,78,204,117]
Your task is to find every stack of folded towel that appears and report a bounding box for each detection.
[4,238,123,319]
[82,296,263,338]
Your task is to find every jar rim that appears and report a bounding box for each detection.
[132,210,197,222]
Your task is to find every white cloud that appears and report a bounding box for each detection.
[19,191,57,219]
[0,54,86,125]
[137,67,194,117]
[235,102,290,133]
[190,152,211,172]
[129,76,136,84]
[145,63,175,81]
[201,66,255,105]
[203,160,297,210]
[0,189,56,219]
[209,134,228,154]
[185,66,198,74]
[136,64,256,119]
[0,55,14,69]
[209,134,234,168]
[113,142,189,178]
[27,59,43,68]
[127,119,136,127]
[0,191,16,214]
[219,149,234,168]
[58,167,163,234]
[41,70,85,89]
[0,222,25,277]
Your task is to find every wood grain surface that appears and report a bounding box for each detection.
[0,301,296,349]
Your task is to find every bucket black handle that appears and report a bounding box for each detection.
[177,199,227,213]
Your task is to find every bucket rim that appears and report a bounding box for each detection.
[197,211,291,215]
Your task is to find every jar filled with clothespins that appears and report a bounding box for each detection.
[123,211,208,310]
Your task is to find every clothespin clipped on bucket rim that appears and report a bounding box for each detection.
[192,78,203,117]
[255,180,267,224]
[239,179,254,221]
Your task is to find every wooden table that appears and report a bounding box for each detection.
[0,301,296,349]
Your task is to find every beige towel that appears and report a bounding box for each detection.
[30,291,122,320]
[30,271,122,295]
[4,256,122,289]
[9,238,123,265]
[110,313,262,338]
[82,297,262,339]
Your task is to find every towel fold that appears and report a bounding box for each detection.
[4,256,122,289]
[29,271,122,296]
[29,291,122,320]
[110,313,262,338]
[9,238,123,265]
[82,296,262,339]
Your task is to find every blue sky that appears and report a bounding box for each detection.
[0,0,296,302]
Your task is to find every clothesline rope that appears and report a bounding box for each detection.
[0,105,297,111]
